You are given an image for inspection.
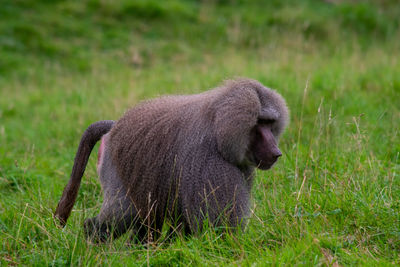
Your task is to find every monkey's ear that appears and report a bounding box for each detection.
[214,87,260,165]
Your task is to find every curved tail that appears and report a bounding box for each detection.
[54,120,114,227]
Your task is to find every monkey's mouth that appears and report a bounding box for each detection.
[256,159,278,170]
[247,151,278,170]
[246,152,279,170]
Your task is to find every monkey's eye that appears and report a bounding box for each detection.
[258,118,275,125]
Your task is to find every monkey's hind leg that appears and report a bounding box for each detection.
[83,178,140,243]
[83,204,139,243]
[84,134,139,243]
[83,182,139,243]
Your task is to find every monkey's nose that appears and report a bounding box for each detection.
[272,149,282,160]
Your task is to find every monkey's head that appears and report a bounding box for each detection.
[213,79,289,170]
[248,117,283,170]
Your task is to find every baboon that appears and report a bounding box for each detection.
[54,78,289,243]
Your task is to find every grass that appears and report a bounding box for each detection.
[1,0,399,265]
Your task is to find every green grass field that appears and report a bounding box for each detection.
[1,0,399,265]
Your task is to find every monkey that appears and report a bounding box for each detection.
[54,78,289,243]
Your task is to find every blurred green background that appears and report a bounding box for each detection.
[1,0,399,265]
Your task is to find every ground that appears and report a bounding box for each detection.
[0,0,399,265]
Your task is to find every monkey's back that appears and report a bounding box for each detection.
[108,92,219,221]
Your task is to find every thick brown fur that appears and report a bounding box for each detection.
[55,78,289,243]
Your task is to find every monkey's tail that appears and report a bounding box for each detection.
[54,120,114,227]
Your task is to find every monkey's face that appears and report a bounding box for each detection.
[248,119,282,170]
